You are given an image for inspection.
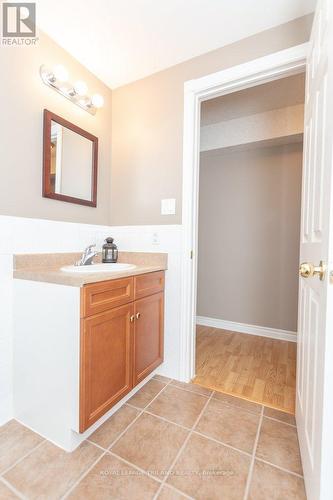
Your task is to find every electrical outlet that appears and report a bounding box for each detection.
[152,232,160,245]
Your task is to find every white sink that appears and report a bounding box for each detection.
[61,263,136,273]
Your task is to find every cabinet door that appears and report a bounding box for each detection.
[80,303,134,432]
[133,292,164,385]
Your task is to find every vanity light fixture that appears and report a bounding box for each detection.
[40,64,104,115]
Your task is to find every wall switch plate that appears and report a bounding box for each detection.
[161,198,176,215]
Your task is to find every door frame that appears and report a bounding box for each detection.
[179,42,309,382]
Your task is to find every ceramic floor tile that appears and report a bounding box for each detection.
[256,418,303,475]
[154,375,172,383]
[264,406,296,425]
[4,440,102,499]
[68,453,160,500]
[212,392,262,414]
[171,380,212,397]
[167,433,250,500]
[111,413,188,476]
[249,460,306,499]
[195,398,260,453]
[0,480,19,499]
[0,420,44,473]
[157,485,189,499]
[147,385,208,428]
[128,379,166,409]
[89,405,140,449]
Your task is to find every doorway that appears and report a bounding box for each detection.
[193,73,305,414]
[180,6,333,496]
[179,43,308,399]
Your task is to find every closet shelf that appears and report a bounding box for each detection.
[200,132,303,156]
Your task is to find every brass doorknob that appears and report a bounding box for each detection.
[299,261,326,281]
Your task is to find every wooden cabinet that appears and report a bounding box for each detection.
[81,276,133,317]
[134,271,164,300]
[80,272,164,432]
[133,292,164,385]
[80,303,133,432]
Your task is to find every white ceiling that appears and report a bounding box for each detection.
[35,0,316,89]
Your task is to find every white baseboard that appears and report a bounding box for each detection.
[196,316,297,342]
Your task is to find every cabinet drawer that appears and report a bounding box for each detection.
[134,271,165,300]
[81,277,133,317]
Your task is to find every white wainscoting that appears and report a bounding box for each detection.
[196,315,297,342]
[0,215,183,425]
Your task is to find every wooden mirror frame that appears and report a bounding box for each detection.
[42,109,98,207]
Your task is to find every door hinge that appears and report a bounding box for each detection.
[190,250,193,260]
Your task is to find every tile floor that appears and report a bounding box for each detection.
[0,376,306,499]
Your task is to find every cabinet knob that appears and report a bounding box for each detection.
[136,312,141,320]
[130,315,135,323]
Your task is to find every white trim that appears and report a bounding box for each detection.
[180,42,309,382]
[196,316,297,342]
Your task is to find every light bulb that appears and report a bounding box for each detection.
[91,93,104,108]
[53,65,68,82]
[73,80,88,96]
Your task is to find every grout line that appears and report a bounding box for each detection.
[210,397,263,416]
[212,401,262,417]
[243,405,264,500]
[135,405,253,459]
[61,379,173,499]
[158,483,195,500]
[125,402,144,410]
[0,477,27,500]
[0,439,46,477]
[107,379,172,450]
[85,439,107,452]
[136,402,253,458]
[108,450,162,484]
[191,430,252,458]
[109,450,195,500]
[152,391,214,500]
[86,404,303,490]
[85,441,163,485]
[255,457,304,478]
[152,376,172,383]
[168,382,212,399]
[263,415,296,427]
[61,450,108,500]
[88,428,197,498]
[143,410,191,432]
[86,439,194,499]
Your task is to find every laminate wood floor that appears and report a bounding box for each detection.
[193,325,296,414]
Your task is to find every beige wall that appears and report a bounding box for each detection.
[197,143,302,332]
[110,15,312,226]
[0,16,312,226]
[0,31,112,225]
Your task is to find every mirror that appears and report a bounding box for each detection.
[43,109,98,206]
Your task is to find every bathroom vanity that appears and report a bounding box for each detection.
[13,252,167,451]
[80,271,164,431]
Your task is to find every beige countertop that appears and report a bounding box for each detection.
[13,252,168,287]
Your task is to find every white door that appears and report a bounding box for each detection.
[297,1,333,499]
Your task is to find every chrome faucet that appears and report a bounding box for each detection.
[75,244,98,266]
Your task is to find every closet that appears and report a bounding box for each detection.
[194,73,305,414]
